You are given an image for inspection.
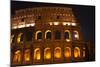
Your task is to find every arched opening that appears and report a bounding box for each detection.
[17,33,24,43]
[64,47,71,58]
[11,34,15,43]
[83,47,86,57]
[64,30,71,41]
[44,48,51,59]
[72,31,79,40]
[74,47,80,58]
[35,31,42,41]
[54,47,61,59]
[34,48,41,60]
[26,31,33,41]
[45,30,51,40]
[13,50,21,63]
[24,49,30,62]
[55,31,61,40]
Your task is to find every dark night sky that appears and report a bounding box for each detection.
[11,1,95,43]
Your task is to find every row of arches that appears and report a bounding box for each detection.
[13,47,85,63]
[11,30,79,43]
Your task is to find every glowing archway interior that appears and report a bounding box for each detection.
[34,48,41,60]
[24,49,30,62]
[54,47,61,59]
[13,50,21,63]
[64,47,71,58]
[74,47,80,58]
[44,48,51,59]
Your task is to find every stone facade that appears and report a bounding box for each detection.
[11,7,89,66]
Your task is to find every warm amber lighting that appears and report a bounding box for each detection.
[34,48,41,60]
[74,47,80,58]
[65,30,71,41]
[11,35,14,43]
[30,23,35,26]
[83,48,85,57]
[26,24,31,27]
[49,22,53,25]
[12,23,35,29]
[64,47,71,58]
[54,22,59,25]
[12,26,17,29]
[18,22,25,28]
[12,23,18,29]
[63,22,67,26]
[35,31,42,40]
[72,23,76,26]
[13,50,21,63]
[62,22,71,26]
[26,23,35,27]
[74,31,79,39]
[44,48,51,59]
[83,51,85,57]
[17,33,23,43]
[66,39,70,42]
[24,49,30,62]
[18,25,25,28]
[54,47,61,58]
[67,22,71,26]
[45,30,51,39]
[74,34,78,38]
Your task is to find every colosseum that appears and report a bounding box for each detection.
[11,7,91,66]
